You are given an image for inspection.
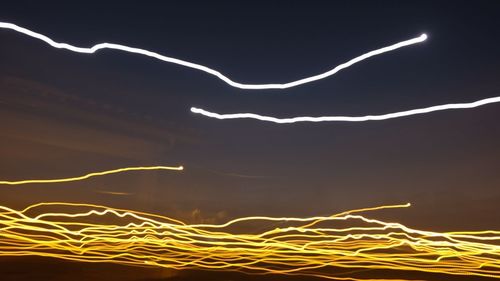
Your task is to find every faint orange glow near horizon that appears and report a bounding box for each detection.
[0,202,498,281]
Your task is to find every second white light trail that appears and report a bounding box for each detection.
[190,96,500,123]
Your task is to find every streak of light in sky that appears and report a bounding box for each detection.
[191,96,500,123]
[0,21,426,90]
[1,202,499,280]
[0,165,183,185]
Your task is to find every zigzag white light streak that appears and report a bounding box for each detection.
[190,96,500,123]
[0,21,426,90]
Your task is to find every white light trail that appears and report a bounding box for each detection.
[190,96,500,123]
[0,21,426,90]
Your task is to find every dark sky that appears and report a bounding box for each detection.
[1,1,500,280]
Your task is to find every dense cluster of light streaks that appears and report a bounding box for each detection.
[0,202,499,281]
[0,165,183,185]
[2,19,500,281]
[0,21,426,90]
[191,96,500,123]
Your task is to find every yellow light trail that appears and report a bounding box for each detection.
[95,190,133,196]
[0,202,498,281]
[0,165,183,185]
[0,21,426,90]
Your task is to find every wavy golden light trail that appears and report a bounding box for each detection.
[0,21,426,90]
[0,165,183,185]
[0,202,498,281]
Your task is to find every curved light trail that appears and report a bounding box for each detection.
[0,202,499,280]
[0,21,426,90]
[0,165,184,185]
[191,96,500,123]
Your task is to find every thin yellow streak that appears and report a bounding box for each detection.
[0,202,498,281]
[96,190,133,196]
[0,165,184,185]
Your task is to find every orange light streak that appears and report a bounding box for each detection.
[0,202,498,280]
[0,165,183,185]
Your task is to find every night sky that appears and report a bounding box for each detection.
[1,1,500,280]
